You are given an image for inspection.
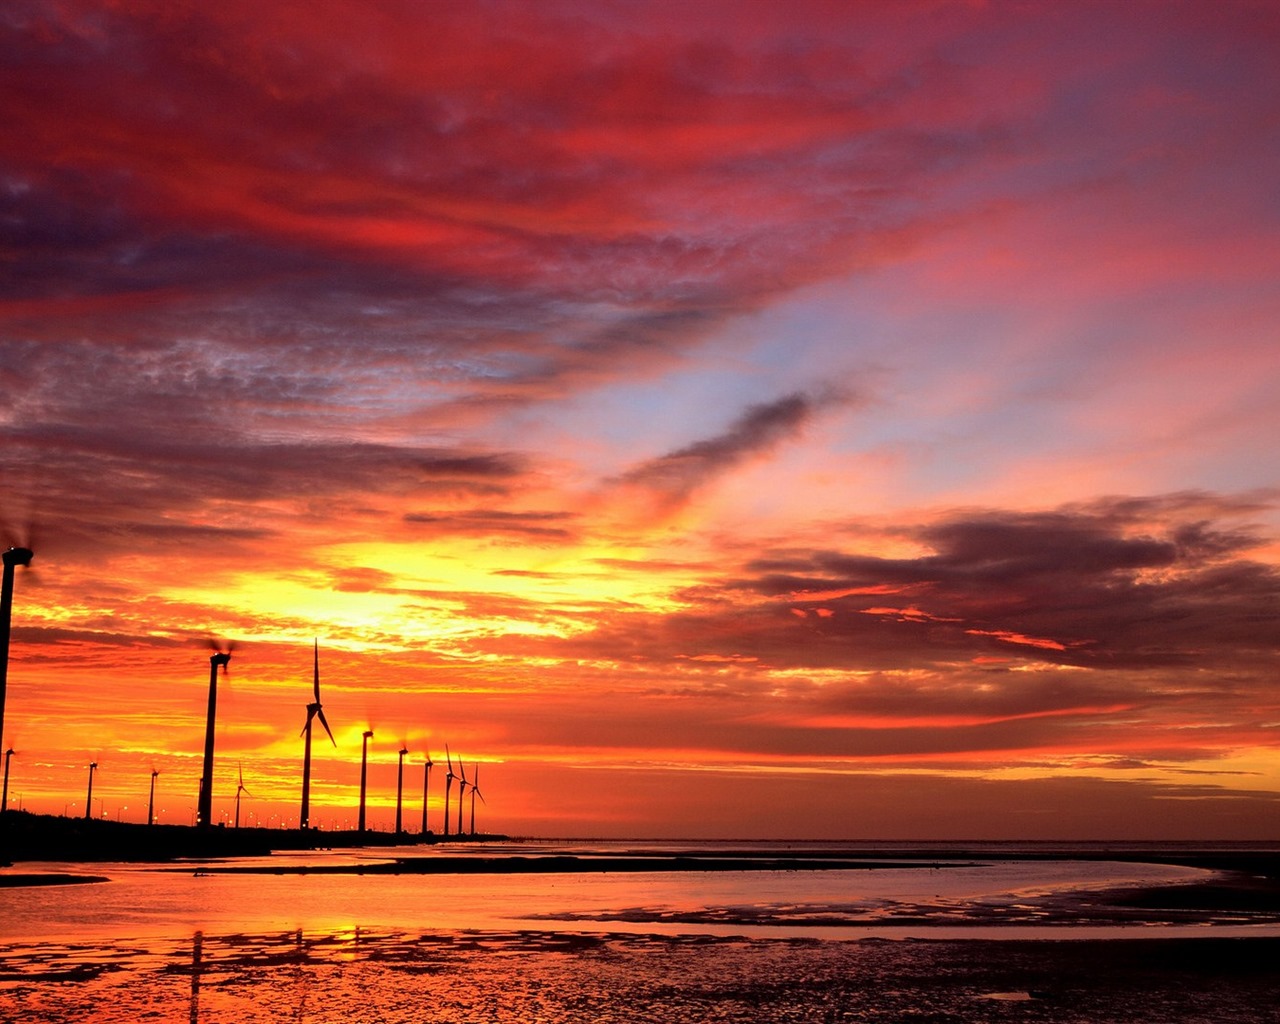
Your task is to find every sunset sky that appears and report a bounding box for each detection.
[2,0,1278,839]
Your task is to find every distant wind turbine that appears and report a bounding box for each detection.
[2,747,15,813]
[395,745,408,834]
[147,768,159,825]
[85,761,97,821]
[443,746,455,838]
[197,644,233,829]
[0,546,34,758]
[420,751,433,835]
[235,763,251,828]
[299,640,336,830]
[469,762,485,836]
[455,758,468,837]
[358,729,374,834]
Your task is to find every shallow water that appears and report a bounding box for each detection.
[0,846,1234,941]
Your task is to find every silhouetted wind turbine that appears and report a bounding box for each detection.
[395,745,408,834]
[455,758,468,836]
[0,546,34,758]
[443,745,455,838]
[299,640,336,830]
[420,751,433,835]
[85,761,97,820]
[235,763,250,828]
[469,762,485,836]
[197,644,233,828]
[358,729,374,834]
[147,768,159,826]
[2,747,14,813]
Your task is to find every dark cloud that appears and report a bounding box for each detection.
[0,422,526,564]
[723,495,1280,671]
[616,391,844,508]
[403,509,577,541]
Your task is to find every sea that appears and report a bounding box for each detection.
[3,839,1280,1022]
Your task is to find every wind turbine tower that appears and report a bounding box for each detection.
[469,762,485,836]
[0,546,34,758]
[2,747,14,813]
[455,758,468,837]
[358,729,374,834]
[300,640,336,830]
[420,751,433,835]
[85,761,97,820]
[234,764,251,828]
[147,768,159,826]
[395,745,408,835]
[197,649,232,828]
[443,746,455,838]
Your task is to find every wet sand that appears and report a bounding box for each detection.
[3,927,1279,1023]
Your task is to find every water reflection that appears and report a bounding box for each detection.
[4,923,1280,1024]
[190,930,201,1024]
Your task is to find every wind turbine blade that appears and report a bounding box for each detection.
[317,707,337,746]
[300,705,317,737]
[313,639,321,701]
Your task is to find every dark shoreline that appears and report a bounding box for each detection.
[4,809,1280,895]
[0,808,507,866]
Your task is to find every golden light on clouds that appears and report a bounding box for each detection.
[1,0,1278,840]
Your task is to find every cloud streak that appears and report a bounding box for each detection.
[615,391,845,511]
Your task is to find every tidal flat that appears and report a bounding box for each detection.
[4,929,1280,1023]
[3,842,1280,1022]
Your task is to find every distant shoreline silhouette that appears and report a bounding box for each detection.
[0,808,507,865]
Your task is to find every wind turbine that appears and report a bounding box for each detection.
[455,758,468,837]
[469,762,485,836]
[0,546,34,758]
[235,763,250,829]
[443,746,455,838]
[2,747,14,813]
[147,768,160,825]
[299,640,336,830]
[358,729,373,834]
[85,761,97,820]
[197,644,233,829]
[395,745,408,835]
[420,751,433,835]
